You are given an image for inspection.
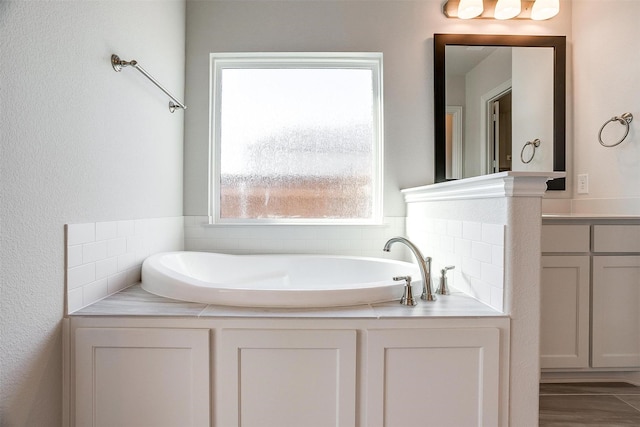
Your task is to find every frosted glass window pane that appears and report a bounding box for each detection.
[218,67,376,220]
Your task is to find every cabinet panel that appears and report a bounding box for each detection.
[366,328,500,427]
[216,329,356,427]
[540,256,590,369]
[542,225,590,253]
[75,328,210,427]
[592,256,640,368]
[593,225,640,253]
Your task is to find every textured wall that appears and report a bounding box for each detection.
[0,1,185,425]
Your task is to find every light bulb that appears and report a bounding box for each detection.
[457,0,484,19]
[494,0,521,19]
[531,0,559,20]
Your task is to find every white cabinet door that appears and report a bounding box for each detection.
[592,256,640,368]
[75,328,210,427]
[366,328,500,427]
[540,256,590,369]
[216,329,356,427]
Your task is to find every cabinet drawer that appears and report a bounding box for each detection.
[541,225,590,253]
[593,225,640,252]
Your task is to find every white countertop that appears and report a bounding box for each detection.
[543,214,640,220]
[71,283,505,319]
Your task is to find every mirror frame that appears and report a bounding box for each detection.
[434,33,566,190]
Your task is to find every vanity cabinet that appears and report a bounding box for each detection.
[74,327,210,427]
[591,227,640,368]
[541,221,640,371]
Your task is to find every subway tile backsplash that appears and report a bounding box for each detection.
[65,216,183,314]
[406,217,505,312]
[65,214,503,312]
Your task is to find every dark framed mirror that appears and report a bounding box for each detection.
[434,34,566,190]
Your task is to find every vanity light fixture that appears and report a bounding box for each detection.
[494,0,521,19]
[531,0,559,20]
[443,0,559,20]
[457,0,484,19]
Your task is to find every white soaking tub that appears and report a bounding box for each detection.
[141,251,421,308]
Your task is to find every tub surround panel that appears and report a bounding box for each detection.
[68,315,510,427]
[184,216,408,260]
[66,217,184,314]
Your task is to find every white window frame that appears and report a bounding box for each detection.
[209,52,384,225]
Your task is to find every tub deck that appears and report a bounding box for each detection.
[71,283,505,318]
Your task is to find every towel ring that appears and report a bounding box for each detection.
[520,139,541,164]
[598,112,633,147]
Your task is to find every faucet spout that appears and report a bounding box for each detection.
[383,237,435,301]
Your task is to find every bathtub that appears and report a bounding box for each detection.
[141,251,421,308]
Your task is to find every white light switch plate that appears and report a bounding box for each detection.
[577,174,589,194]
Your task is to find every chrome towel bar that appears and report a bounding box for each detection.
[111,54,187,113]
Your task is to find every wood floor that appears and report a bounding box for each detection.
[539,382,640,426]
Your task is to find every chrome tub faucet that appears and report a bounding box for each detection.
[383,237,436,301]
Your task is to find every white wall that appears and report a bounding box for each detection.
[512,47,554,172]
[568,0,640,215]
[184,0,572,218]
[464,47,512,177]
[446,74,466,107]
[0,1,185,425]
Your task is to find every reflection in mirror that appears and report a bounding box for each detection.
[434,34,566,190]
[445,106,463,179]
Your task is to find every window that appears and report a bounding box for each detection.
[210,53,383,224]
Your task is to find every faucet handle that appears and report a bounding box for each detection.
[436,266,455,295]
[394,276,417,306]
